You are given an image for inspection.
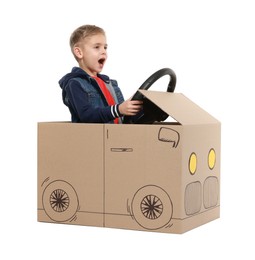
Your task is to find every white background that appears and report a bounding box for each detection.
[1,0,254,259]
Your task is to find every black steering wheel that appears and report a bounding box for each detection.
[123,68,176,124]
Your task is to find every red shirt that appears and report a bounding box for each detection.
[93,76,119,124]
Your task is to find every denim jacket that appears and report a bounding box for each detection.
[59,67,124,123]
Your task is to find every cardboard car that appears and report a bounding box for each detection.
[37,69,220,233]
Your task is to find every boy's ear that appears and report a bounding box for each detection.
[73,46,83,59]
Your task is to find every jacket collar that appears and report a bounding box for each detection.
[71,67,110,83]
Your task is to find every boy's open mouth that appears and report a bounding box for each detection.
[98,58,105,65]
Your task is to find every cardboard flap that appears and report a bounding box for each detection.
[139,90,219,125]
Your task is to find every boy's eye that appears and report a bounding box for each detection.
[93,45,107,50]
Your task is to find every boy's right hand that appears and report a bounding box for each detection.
[119,99,143,116]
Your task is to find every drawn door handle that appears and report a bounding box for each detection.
[110,148,133,152]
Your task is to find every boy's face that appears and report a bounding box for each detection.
[74,33,108,76]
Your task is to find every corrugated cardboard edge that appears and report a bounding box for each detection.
[139,90,220,125]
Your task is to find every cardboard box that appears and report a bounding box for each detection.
[38,90,221,233]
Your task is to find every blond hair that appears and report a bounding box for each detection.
[70,25,105,59]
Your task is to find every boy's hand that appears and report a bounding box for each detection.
[119,99,143,116]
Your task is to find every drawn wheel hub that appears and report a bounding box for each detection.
[141,195,163,219]
[42,180,79,222]
[132,185,173,230]
[50,189,70,212]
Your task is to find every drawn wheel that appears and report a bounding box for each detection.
[42,180,79,222]
[131,185,173,230]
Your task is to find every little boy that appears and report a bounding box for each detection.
[59,25,142,123]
